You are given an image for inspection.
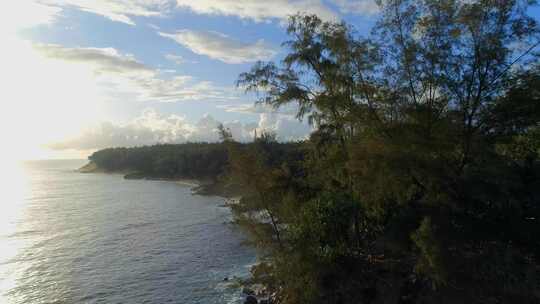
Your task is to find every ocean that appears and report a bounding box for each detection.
[0,159,256,303]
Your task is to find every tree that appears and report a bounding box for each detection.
[233,1,540,303]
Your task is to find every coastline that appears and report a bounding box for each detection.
[76,161,266,303]
[77,161,226,195]
[175,179,200,188]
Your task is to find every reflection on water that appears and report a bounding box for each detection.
[0,161,30,300]
[0,160,255,304]
[0,161,28,233]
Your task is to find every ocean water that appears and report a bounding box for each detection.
[0,159,256,304]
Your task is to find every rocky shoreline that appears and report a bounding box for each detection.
[77,161,229,196]
[78,162,267,303]
[220,274,276,304]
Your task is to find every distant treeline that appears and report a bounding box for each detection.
[88,143,228,180]
[87,141,305,182]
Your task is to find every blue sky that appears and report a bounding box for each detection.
[0,0,538,159]
[20,1,377,121]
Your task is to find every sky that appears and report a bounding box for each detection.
[0,0,538,160]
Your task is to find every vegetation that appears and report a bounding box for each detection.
[223,1,540,303]
[85,141,305,194]
[85,1,540,302]
[87,143,229,181]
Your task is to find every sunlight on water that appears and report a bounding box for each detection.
[0,160,255,304]
[0,161,31,303]
[0,162,29,232]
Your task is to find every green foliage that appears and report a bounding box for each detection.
[292,193,357,261]
[89,1,539,302]
[89,143,229,180]
[411,217,447,288]
[229,1,540,303]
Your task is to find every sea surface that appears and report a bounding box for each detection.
[0,159,256,304]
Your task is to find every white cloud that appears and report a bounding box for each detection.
[175,0,339,22]
[330,0,379,15]
[34,44,237,102]
[159,30,277,64]
[2,40,224,159]
[165,54,188,65]
[50,108,312,150]
[218,103,314,141]
[217,103,299,116]
[3,0,378,31]
[0,38,240,160]
[49,109,192,149]
[41,0,176,25]
[257,113,313,141]
[0,1,62,35]
[34,44,154,74]
[0,38,108,156]
[147,23,161,30]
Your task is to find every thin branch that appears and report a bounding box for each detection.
[484,40,540,97]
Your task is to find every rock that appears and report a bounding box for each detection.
[124,172,146,180]
[251,283,266,296]
[242,287,255,295]
[244,295,258,304]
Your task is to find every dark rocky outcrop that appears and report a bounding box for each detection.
[244,295,258,304]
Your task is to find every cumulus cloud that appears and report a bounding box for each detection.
[175,0,339,22]
[257,113,313,141]
[49,109,192,150]
[218,103,314,141]
[34,44,237,102]
[40,0,176,25]
[50,108,312,150]
[217,103,299,116]
[330,0,379,15]
[159,30,277,64]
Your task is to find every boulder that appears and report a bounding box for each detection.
[244,295,258,304]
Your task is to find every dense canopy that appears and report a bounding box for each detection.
[88,1,540,303]
[228,1,540,303]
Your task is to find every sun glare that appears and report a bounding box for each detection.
[0,161,30,301]
[0,3,105,161]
